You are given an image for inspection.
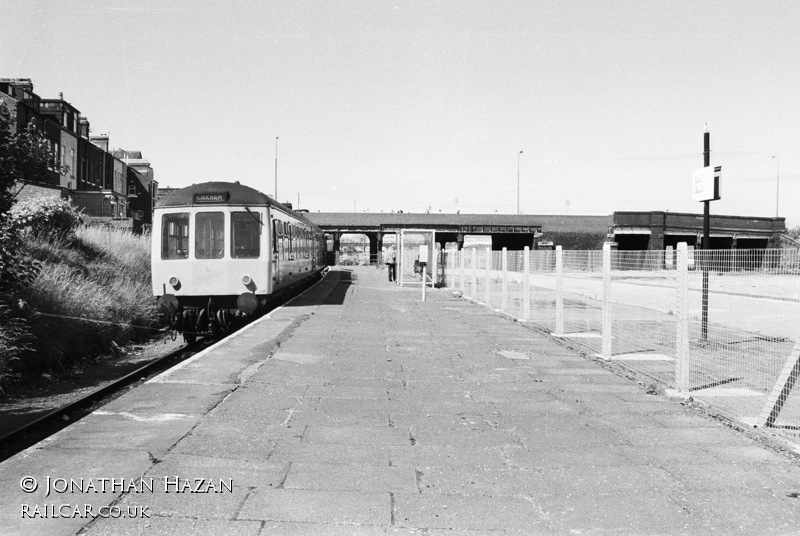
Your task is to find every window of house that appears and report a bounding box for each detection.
[161,213,189,259]
[231,211,261,258]
[195,212,224,259]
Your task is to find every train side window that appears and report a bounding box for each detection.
[232,212,261,258]
[195,212,224,259]
[272,220,281,259]
[162,213,189,259]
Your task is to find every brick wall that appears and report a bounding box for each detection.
[12,181,66,204]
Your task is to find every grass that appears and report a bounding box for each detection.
[1,225,160,381]
[0,304,32,385]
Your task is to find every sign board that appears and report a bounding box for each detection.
[692,166,721,202]
[194,192,229,204]
[419,244,429,262]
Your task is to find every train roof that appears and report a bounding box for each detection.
[156,182,319,228]
[157,182,271,207]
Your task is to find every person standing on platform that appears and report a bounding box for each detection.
[386,247,397,282]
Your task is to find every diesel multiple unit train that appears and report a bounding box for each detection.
[152,181,327,340]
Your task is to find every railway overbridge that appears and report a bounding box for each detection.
[305,212,611,264]
[612,211,785,250]
[305,211,786,266]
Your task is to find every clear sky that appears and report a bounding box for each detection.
[2,1,798,224]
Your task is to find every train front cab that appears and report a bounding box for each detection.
[153,205,272,337]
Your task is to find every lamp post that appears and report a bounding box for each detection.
[701,128,710,340]
[274,136,279,200]
[517,150,523,215]
[772,155,780,217]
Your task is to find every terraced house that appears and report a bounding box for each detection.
[0,77,158,231]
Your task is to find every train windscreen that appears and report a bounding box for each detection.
[195,212,224,259]
[232,211,261,258]
[161,213,189,259]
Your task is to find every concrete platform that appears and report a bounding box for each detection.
[2,267,800,535]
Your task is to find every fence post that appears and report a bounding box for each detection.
[675,242,690,393]
[459,250,465,293]
[471,247,477,298]
[422,264,427,302]
[601,242,612,359]
[501,247,508,311]
[523,246,531,321]
[444,248,456,287]
[484,247,492,305]
[555,245,564,335]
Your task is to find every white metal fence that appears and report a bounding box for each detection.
[443,245,800,441]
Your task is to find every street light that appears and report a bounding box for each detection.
[772,155,780,217]
[517,150,523,215]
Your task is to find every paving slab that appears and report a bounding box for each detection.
[80,518,264,536]
[389,444,510,471]
[238,489,391,525]
[269,441,392,466]
[0,448,154,536]
[30,411,201,453]
[537,492,692,533]
[169,418,292,460]
[283,462,418,493]
[393,493,552,532]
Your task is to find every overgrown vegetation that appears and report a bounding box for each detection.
[0,100,61,292]
[14,226,158,374]
[9,197,84,238]
[1,223,158,386]
[0,100,159,389]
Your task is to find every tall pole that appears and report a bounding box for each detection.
[702,127,710,340]
[772,155,780,217]
[274,136,279,200]
[517,150,523,215]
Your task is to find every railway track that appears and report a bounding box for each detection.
[0,337,213,462]
[0,271,326,463]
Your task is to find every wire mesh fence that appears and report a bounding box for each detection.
[442,245,800,442]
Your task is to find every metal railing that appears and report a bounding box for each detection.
[443,245,800,441]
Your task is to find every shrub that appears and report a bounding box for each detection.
[9,197,83,238]
[0,222,41,290]
[0,301,31,388]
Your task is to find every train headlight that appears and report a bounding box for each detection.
[169,276,180,288]
[241,275,252,285]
